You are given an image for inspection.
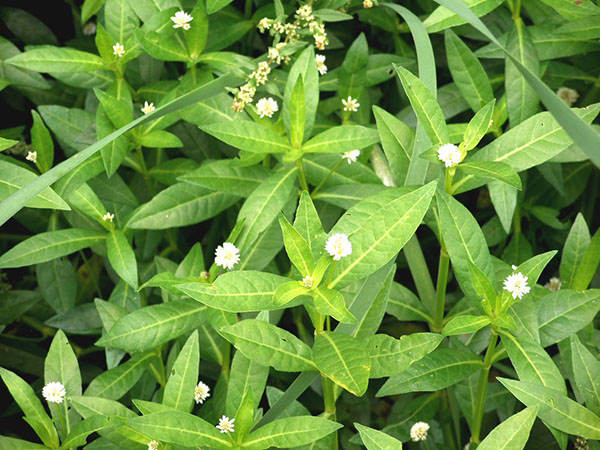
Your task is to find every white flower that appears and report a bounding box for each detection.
[171,11,193,30]
[325,233,352,261]
[363,0,374,7]
[342,150,360,164]
[215,242,240,270]
[216,415,235,433]
[194,381,210,404]
[544,277,562,291]
[315,54,327,76]
[503,272,530,300]
[410,421,430,441]
[511,264,518,270]
[102,212,114,222]
[26,151,37,163]
[302,276,313,288]
[112,42,125,57]
[341,96,360,112]
[42,382,66,404]
[256,97,278,118]
[141,101,155,115]
[148,441,159,450]
[437,143,462,168]
[557,87,579,107]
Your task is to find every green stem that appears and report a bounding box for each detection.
[470,332,499,444]
[322,376,338,449]
[311,159,343,197]
[20,315,56,337]
[323,261,337,289]
[403,236,436,315]
[433,245,450,333]
[136,146,154,195]
[56,401,70,444]
[221,341,231,382]
[79,251,102,298]
[296,159,309,192]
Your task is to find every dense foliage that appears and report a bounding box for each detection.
[0,0,600,449]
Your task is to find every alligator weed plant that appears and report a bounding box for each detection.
[0,0,600,449]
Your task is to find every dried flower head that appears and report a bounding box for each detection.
[556,87,579,107]
[410,421,430,441]
[215,242,240,270]
[216,415,235,433]
[171,11,193,30]
[544,277,562,291]
[437,143,462,168]
[82,22,96,36]
[42,381,66,404]
[325,233,352,261]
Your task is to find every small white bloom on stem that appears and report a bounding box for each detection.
[256,97,279,118]
[410,421,430,441]
[141,101,155,115]
[171,11,193,30]
[42,382,66,404]
[302,276,313,288]
[325,233,352,261]
[194,381,210,404]
[503,272,530,300]
[315,54,327,75]
[112,42,125,57]
[216,415,235,433]
[437,143,462,168]
[214,242,240,270]
[26,151,37,163]
[148,440,159,450]
[342,150,360,164]
[341,96,360,112]
[102,212,114,222]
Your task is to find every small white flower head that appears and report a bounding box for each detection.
[437,143,462,168]
[557,87,579,107]
[214,242,240,270]
[216,415,235,433]
[511,264,518,270]
[194,381,210,404]
[302,275,313,288]
[342,149,360,164]
[102,212,114,223]
[26,151,37,163]
[148,440,159,450]
[112,42,125,57]
[410,421,430,442]
[503,271,530,300]
[171,11,193,30]
[342,96,360,112]
[544,277,562,292]
[257,17,272,32]
[141,101,155,115]
[315,54,327,76]
[363,0,374,7]
[42,381,66,404]
[256,97,279,118]
[325,233,352,261]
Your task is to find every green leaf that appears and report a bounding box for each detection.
[30,110,54,172]
[488,180,517,234]
[311,288,357,324]
[179,159,268,195]
[5,46,106,72]
[95,88,132,129]
[368,332,443,378]
[60,415,121,449]
[355,423,403,450]
[572,228,600,290]
[139,130,183,148]
[442,315,490,336]
[459,162,522,190]
[36,258,77,313]
[461,99,495,151]
[96,298,206,352]
[200,121,291,154]
[394,65,449,145]
[373,105,412,186]
[328,182,436,288]
[301,125,380,154]
[163,330,199,413]
[424,0,504,32]
[477,406,538,450]
[436,189,494,298]
[313,331,370,396]
[127,410,232,448]
[571,334,600,415]
[0,368,59,448]
[104,0,138,43]
[560,213,590,289]
[293,190,324,251]
[273,280,310,306]
[469,262,496,304]
[0,229,106,269]
[0,136,18,152]
[338,33,369,108]
[185,0,208,59]
[0,291,40,325]
[243,416,342,450]
[538,289,600,347]
[107,230,138,289]
[0,160,69,211]
[444,29,493,112]
[377,348,482,396]
[220,319,316,372]
[0,436,47,449]
[288,75,305,149]
[498,378,600,439]
[227,348,268,416]
[279,214,313,276]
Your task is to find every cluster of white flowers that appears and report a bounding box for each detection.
[215,242,240,270]
[503,267,530,300]
[102,212,114,223]
[26,150,37,163]
[147,440,159,450]
[42,381,66,404]
[325,233,352,261]
[141,101,155,115]
[194,381,211,404]
[171,11,193,30]
[232,62,271,112]
[216,415,235,433]
[302,275,313,288]
[342,96,360,112]
[410,421,430,441]
[268,42,288,65]
[315,54,327,75]
[256,97,279,118]
[557,87,579,107]
[342,150,360,164]
[112,42,125,58]
[437,143,462,168]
